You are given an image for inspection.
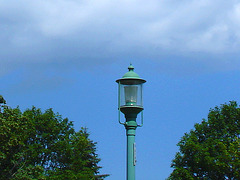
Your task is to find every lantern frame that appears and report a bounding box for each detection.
[116,64,146,126]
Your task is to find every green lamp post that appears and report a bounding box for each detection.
[116,64,146,180]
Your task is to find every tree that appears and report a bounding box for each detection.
[0,98,108,179]
[0,95,6,104]
[168,101,240,180]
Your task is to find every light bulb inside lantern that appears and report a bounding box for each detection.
[124,86,138,106]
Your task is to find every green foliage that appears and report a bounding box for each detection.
[0,95,6,104]
[168,101,240,180]
[0,99,108,179]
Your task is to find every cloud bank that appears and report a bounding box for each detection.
[1,0,240,75]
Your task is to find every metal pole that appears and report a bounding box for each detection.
[125,116,137,180]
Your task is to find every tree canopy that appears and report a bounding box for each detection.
[168,101,240,180]
[0,97,108,179]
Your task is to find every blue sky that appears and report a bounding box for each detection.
[2,0,240,179]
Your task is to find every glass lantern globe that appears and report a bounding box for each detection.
[116,64,146,115]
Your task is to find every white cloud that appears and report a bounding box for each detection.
[1,0,240,75]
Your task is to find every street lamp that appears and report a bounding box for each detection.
[116,64,146,180]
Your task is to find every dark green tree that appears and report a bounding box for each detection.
[0,97,108,179]
[0,95,6,104]
[168,101,240,180]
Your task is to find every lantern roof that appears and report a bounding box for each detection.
[122,64,140,79]
[116,64,146,84]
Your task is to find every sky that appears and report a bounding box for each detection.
[1,0,240,179]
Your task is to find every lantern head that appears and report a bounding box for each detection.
[116,64,146,116]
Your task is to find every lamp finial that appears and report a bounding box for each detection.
[128,63,134,71]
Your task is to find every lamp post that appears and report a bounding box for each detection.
[116,64,146,180]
